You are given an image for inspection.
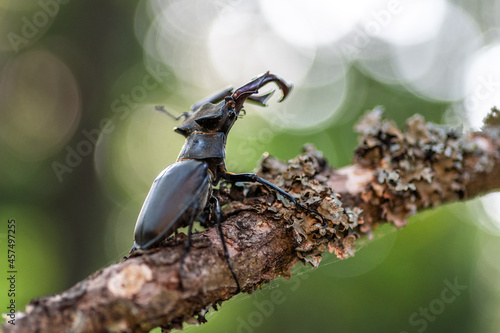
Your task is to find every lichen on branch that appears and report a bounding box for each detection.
[350,107,499,228]
[224,145,360,266]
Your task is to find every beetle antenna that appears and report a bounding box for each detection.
[155,105,188,121]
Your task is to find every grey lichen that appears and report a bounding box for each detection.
[353,108,492,227]
[253,145,360,267]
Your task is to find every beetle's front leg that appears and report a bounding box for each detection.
[223,172,326,227]
[190,86,234,111]
[190,86,276,112]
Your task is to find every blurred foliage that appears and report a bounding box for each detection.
[0,1,499,332]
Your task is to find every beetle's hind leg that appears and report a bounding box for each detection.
[224,172,327,227]
[178,219,195,291]
[177,196,205,291]
[196,206,211,229]
[211,196,241,292]
[178,199,241,292]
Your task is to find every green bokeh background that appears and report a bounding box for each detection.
[1,1,499,332]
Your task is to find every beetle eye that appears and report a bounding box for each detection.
[224,96,236,109]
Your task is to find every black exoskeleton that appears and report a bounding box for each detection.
[132,71,322,291]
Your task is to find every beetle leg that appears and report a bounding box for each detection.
[178,195,206,291]
[196,207,210,228]
[211,196,241,292]
[178,219,195,291]
[223,172,327,227]
[190,86,234,111]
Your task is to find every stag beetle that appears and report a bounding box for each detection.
[132,72,323,291]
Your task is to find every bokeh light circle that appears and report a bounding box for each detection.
[0,49,81,161]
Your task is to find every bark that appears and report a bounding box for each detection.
[4,108,500,333]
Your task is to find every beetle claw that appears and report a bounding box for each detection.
[247,90,275,107]
[231,71,293,114]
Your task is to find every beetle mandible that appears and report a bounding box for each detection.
[132,71,323,291]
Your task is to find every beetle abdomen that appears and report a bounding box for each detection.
[134,159,212,249]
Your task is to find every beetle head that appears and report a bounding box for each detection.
[174,71,293,136]
[174,101,229,136]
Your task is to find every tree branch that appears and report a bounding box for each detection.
[4,109,500,333]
